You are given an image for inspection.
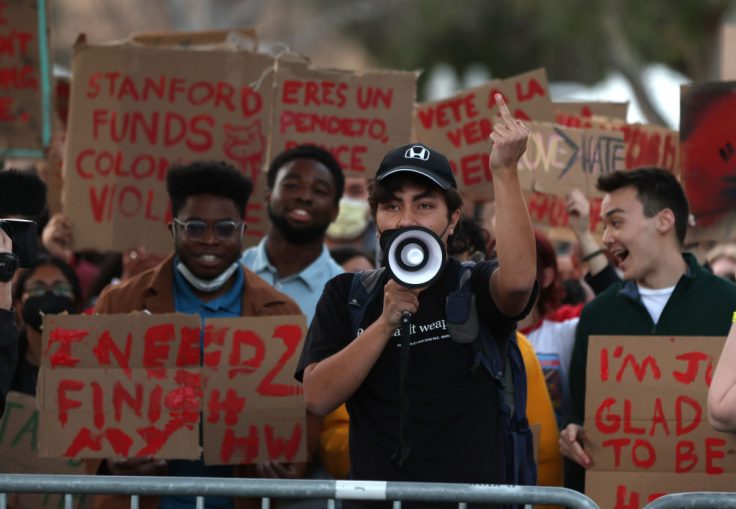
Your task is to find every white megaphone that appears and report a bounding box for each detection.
[384,226,446,289]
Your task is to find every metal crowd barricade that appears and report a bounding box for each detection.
[641,492,736,509]
[0,474,601,509]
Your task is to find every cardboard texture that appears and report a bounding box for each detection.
[554,101,629,123]
[413,69,555,201]
[520,122,626,198]
[584,336,736,509]
[62,42,275,253]
[202,315,308,465]
[680,81,736,227]
[0,0,53,157]
[555,113,679,177]
[526,192,604,233]
[0,391,91,509]
[38,312,203,459]
[270,57,417,178]
[130,28,258,49]
[38,312,308,465]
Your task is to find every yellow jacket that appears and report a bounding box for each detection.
[320,332,563,489]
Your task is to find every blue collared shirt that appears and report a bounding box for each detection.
[241,238,343,323]
[160,258,245,509]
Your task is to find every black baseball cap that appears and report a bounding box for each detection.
[375,143,457,189]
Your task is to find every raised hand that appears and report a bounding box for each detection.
[489,94,530,174]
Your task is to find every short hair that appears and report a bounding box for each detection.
[597,168,689,245]
[330,246,374,267]
[13,255,83,310]
[448,216,490,259]
[267,145,345,205]
[166,161,253,219]
[367,173,463,222]
[0,169,47,219]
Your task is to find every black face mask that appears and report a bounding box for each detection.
[22,292,77,332]
[378,228,400,255]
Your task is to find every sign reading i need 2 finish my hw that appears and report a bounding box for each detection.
[37,312,308,464]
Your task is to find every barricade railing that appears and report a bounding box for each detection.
[641,492,736,509]
[0,474,601,509]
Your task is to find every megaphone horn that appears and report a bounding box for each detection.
[385,226,446,288]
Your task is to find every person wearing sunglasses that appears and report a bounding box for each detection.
[86,161,302,509]
[10,255,82,396]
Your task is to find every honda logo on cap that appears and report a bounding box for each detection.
[404,145,430,161]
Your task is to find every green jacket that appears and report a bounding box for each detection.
[569,253,736,424]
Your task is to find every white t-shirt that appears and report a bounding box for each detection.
[637,284,676,324]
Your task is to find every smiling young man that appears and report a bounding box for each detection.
[88,161,302,509]
[560,168,736,490]
[296,96,536,508]
[241,145,345,324]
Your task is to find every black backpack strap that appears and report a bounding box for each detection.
[347,268,385,335]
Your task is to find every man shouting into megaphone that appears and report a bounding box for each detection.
[296,95,537,509]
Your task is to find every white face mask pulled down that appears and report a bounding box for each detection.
[176,261,239,293]
[326,197,370,240]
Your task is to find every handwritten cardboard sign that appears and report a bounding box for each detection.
[526,192,604,234]
[270,56,416,178]
[556,114,679,177]
[62,42,275,253]
[0,0,53,157]
[202,315,307,464]
[554,101,629,126]
[413,69,555,201]
[680,81,736,227]
[38,312,308,465]
[130,28,258,49]
[0,391,91,509]
[584,335,736,509]
[38,313,204,459]
[520,122,626,198]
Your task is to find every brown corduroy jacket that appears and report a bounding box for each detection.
[85,255,317,509]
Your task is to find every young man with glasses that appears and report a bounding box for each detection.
[87,161,302,509]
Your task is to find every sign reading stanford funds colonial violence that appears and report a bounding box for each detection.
[0,0,53,156]
[37,312,308,464]
[63,42,275,253]
[413,69,555,201]
[270,56,417,178]
[584,336,736,509]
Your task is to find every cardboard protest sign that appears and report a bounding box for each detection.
[558,115,680,176]
[202,314,308,465]
[0,0,53,158]
[270,57,416,178]
[130,28,258,49]
[584,335,736,509]
[38,312,308,465]
[680,81,736,227]
[0,391,91,509]
[554,101,629,126]
[526,192,604,234]
[63,42,275,253]
[38,313,203,459]
[519,122,626,198]
[413,69,555,201]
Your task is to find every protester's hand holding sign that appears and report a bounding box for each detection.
[105,457,167,476]
[559,422,594,468]
[41,213,74,264]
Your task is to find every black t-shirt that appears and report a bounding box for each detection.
[296,259,530,508]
